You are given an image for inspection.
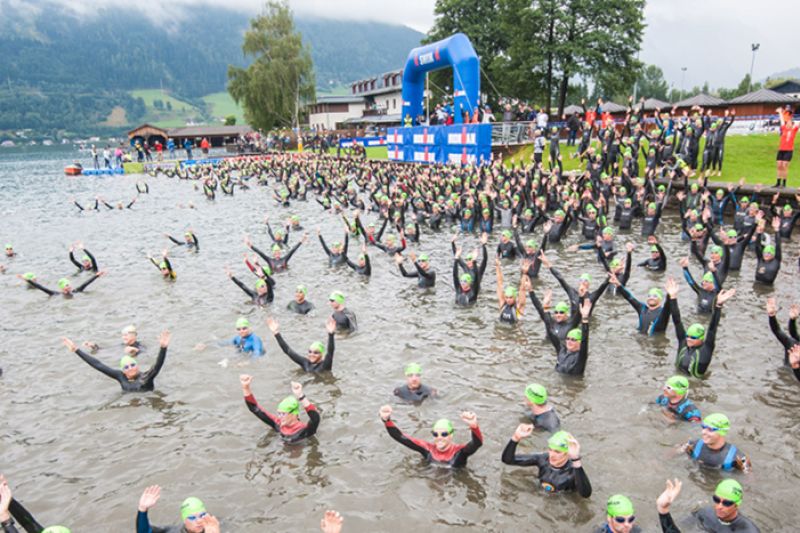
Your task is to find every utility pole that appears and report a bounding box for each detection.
[425,72,430,125]
[680,67,687,100]
[748,43,760,92]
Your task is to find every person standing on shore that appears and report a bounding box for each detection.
[775,106,799,188]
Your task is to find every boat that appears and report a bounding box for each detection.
[64,163,83,176]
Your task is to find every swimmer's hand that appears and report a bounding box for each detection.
[379,404,392,422]
[239,374,253,395]
[138,485,161,512]
[159,330,171,348]
[62,337,78,352]
[511,423,533,442]
[460,411,478,429]
[320,510,343,533]
[656,478,682,514]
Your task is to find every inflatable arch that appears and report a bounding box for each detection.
[401,33,480,125]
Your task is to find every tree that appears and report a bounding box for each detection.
[718,74,762,100]
[227,1,315,130]
[224,115,237,125]
[636,64,669,101]
[166,101,173,111]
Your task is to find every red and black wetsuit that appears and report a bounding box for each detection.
[244,394,320,444]
[382,419,482,467]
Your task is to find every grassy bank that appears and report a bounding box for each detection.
[505,134,785,185]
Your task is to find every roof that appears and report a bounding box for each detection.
[166,125,252,137]
[673,93,727,107]
[727,88,798,105]
[600,101,627,113]
[641,97,671,111]
[343,114,402,125]
[314,95,365,104]
[769,80,800,94]
[128,123,168,137]
[563,104,583,115]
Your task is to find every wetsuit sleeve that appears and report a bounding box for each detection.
[300,404,321,438]
[163,257,175,279]
[384,420,429,457]
[250,244,270,263]
[244,393,279,431]
[363,254,371,276]
[85,249,98,271]
[322,333,335,371]
[576,321,590,374]
[69,250,82,270]
[283,241,302,263]
[231,276,256,298]
[398,263,418,278]
[479,244,488,279]
[789,318,799,341]
[768,315,794,351]
[24,280,57,296]
[619,285,644,315]
[658,512,682,533]
[376,218,388,241]
[8,499,44,533]
[460,426,483,457]
[413,261,434,280]
[136,510,152,533]
[275,333,309,370]
[682,267,699,295]
[671,298,686,341]
[143,346,168,387]
[74,348,123,382]
[550,267,574,301]
[251,335,264,357]
[343,233,349,256]
[589,279,609,305]
[167,235,183,245]
[74,272,101,293]
[452,260,460,290]
[501,439,545,466]
[776,233,782,262]
[318,235,332,257]
[573,465,592,498]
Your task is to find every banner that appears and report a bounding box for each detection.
[387,124,491,165]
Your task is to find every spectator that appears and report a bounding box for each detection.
[566,112,580,146]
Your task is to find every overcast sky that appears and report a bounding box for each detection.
[21,0,800,89]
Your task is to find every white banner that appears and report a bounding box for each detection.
[447,132,476,145]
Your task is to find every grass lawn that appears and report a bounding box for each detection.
[129,89,203,128]
[202,92,245,123]
[505,134,785,186]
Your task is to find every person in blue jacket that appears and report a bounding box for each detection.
[229,317,264,357]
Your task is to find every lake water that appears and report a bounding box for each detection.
[1,145,798,532]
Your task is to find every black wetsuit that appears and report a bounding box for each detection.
[754,235,781,285]
[529,290,580,341]
[344,253,371,277]
[24,273,102,297]
[393,384,437,403]
[287,299,314,315]
[319,233,349,266]
[768,316,800,381]
[550,267,609,316]
[671,298,721,377]
[527,408,561,432]
[244,394,320,443]
[618,286,671,335]
[453,262,479,306]
[231,275,274,305]
[74,346,167,392]
[331,308,357,333]
[252,242,302,273]
[682,267,719,314]
[383,420,482,467]
[685,439,749,471]
[275,332,334,372]
[69,249,98,272]
[637,244,667,272]
[501,440,592,497]
[6,498,48,533]
[546,321,590,375]
[399,261,436,288]
[167,234,199,251]
[659,510,760,533]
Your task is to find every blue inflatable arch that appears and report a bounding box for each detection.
[402,33,480,125]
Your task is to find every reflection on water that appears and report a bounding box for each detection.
[1,147,799,531]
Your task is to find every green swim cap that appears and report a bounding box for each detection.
[418,253,430,262]
[41,528,71,533]
[554,302,570,314]
[58,278,70,290]
[329,290,345,304]
[465,253,475,261]
[504,286,518,298]
[715,479,743,506]
[548,431,570,452]
[607,494,634,518]
[764,244,776,255]
[432,418,454,434]
[460,273,473,284]
[184,231,192,237]
[751,202,759,210]
[648,288,664,300]
[703,413,730,436]
[332,241,342,248]
[291,215,300,222]
[119,355,137,370]
[555,209,565,217]
[665,375,689,396]
[648,202,657,210]
[525,383,548,405]
[579,273,591,282]
[81,254,91,262]
[525,239,537,249]
[464,209,472,216]
[566,328,582,341]
[404,362,422,375]
[255,279,267,290]
[502,229,512,239]
[524,208,533,216]
[22,272,35,280]
[602,227,614,235]
[296,284,307,295]
[235,317,251,329]
[609,258,621,267]
[271,244,281,252]
[277,395,300,415]
[180,497,206,521]
[309,341,326,355]
[740,196,749,203]
[586,205,597,214]
[482,208,491,215]
[650,245,660,253]
[658,184,666,192]
[690,183,699,191]
[726,229,738,238]
[687,323,706,340]
[784,204,792,212]
[159,261,168,269]
[702,272,715,284]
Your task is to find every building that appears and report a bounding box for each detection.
[350,69,404,122]
[127,124,252,147]
[726,88,797,117]
[308,96,366,131]
[673,93,727,113]
[769,80,800,99]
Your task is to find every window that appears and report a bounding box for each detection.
[393,99,396,110]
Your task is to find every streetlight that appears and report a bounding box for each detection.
[680,67,687,100]
[748,43,760,93]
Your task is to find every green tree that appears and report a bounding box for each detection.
[224,115,237,125]
[227,1,315,130]
[636,64,669,100]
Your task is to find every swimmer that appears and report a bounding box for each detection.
[226,266,274,306]
[148,250,176,280]
[395,252,434,287]
[654,375,701,423]
[501,427,591,497]
[61,330,169,392]
[0,474,72,533]
[328,291,357,333]
[495,257,529,323]
[547,299,592,375]
[136,486,220,533]
[593,494,639,533]
[529,287,580,341]
[240,376,319,443]
[318,229,349,266]
[165,230,199,251]
[523,383,561,432]
[610,275,671,335]
[267,316,336,372]
[19,271,106,297]
[344,243,371,277]
[67,242,98,272]
[228,317,264,357]
[681,413,751,472]
[393,363,439,403]
[379,405,482,467]
[656,478,760,532]
[287,284,314,315]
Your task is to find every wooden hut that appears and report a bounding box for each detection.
[726,88,797,117]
